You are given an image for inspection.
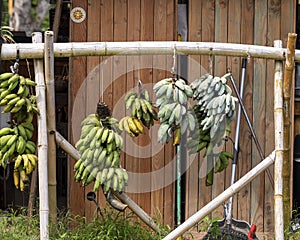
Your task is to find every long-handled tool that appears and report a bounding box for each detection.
[203,59,258,239]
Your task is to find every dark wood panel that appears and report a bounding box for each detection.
[69,0,87,216]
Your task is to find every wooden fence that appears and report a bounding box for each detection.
[68,0,296,235]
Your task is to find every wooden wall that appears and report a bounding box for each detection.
[69,0,296,234]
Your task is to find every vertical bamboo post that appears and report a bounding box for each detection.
[44,31,57,224]
[274,40,284,240]
[32,32,49,240]
[283,33,297,231]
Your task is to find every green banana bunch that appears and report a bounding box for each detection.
[74,113,128,194]
[125,81,158,129]
[119,116,145,137]
[0,73,38,115]
[0,123,36,169]
[153,77,195,144]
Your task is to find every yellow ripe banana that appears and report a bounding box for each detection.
[13,170,20,189]
[127,117,139,134]
[19,167,29,191]
[22,154,29,168]
[27,154,38,168]
[14,155,23,169]
[173,128,181,145]
[132,118,144,134]
[25,161,33,175]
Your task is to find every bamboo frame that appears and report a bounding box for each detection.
[283,33,297,232]
[2,32,294,238]
[1,41,300,60]
[274,40,284,240]
[44,31,57,224]
[32,32,49,240]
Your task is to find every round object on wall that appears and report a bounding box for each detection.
[70,7,86,23]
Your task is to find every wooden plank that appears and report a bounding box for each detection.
[251,0,268,231]
[264,0,281,232]
[139,0,154,216]
[212,0,228,221]
[125,0,141,209]
[163,0,176,227]
[68,0,87,216]
[237,0,254,225]
[151,0,167,221]
[84,0,101,221]
[98,0,114,208]
[186,0,201,220]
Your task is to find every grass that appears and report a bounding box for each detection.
[0,207,171,240]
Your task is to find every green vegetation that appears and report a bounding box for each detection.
[0,207,171,240]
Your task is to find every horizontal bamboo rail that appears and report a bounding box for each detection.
[1,41,300,60]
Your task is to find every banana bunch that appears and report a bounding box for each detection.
[125,81,158,130]
[0,123,36,168]
[74,113,128,194]
[0,72,38,115]
[153,77,195,144]
[13,166,30,191]
[190,73,237,146]
[119,116,145,137]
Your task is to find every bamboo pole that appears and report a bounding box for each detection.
[283,33,297,231]
[44,31,57,224]
[162,151,276,240]
[2,41,300,60]
[32,32,49,240]
[274,40,284,240]
[53,131,160,232]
